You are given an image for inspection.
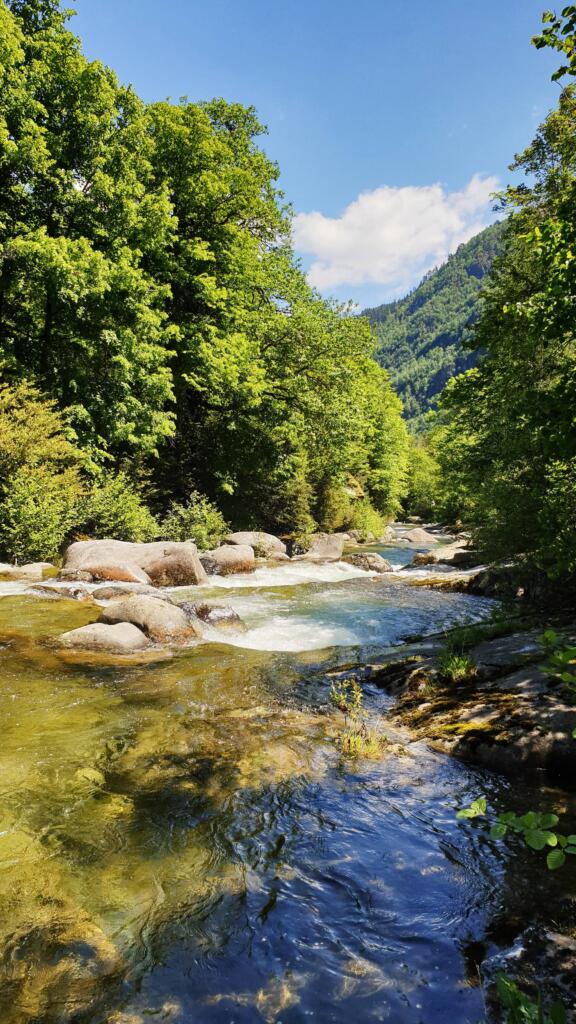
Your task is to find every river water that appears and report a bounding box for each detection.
[0,545,573,1023]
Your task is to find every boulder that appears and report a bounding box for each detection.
[378,526,398,544]
[100,594,201,643]
[92,583,162,601]
[299,533,344,561]
[0,561,55,581]
[58,622,150,652]
[343,553,393,573]
[402,528,439,546]
[178,601,244,631]
[226,531,287,558]
[59,569,96,583]
[146,549,207,587]
[30,583,93,601]
[200,544,255,576]
[347,530,375,544]
[61,539,206,587]
[412,539,469,567]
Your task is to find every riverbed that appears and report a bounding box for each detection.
[0,545,574,1023]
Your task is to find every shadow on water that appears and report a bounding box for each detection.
[0,570,574,1023]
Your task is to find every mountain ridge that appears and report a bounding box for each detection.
[363,220,506,428]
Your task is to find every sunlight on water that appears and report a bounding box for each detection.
[0,554,571,1023]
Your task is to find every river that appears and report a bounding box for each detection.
[0,543,572,1023]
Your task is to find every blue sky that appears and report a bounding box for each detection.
[74,0,560,307]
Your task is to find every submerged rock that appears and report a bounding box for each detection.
[59,622,150,652]
[61,539,206,587]
[178,600,245,631]
[92,583,163,600]
[412,539,470,566]
[101,594,201,643]
[347,529,375,544]
[200,544,255,575]
[0,561,55,581]
[30,583,93,601]
[343,553,393,573]
[226,531,287,558]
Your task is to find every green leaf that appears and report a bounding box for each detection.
[564,846,576,855]
[547,849,566,870]
[524,829,555,851]
[520,811,540,830]
[540,813,559,828]
[490,823,508,839]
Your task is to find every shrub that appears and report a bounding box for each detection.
[347,498,385,541]
[0,381,84,481]
[437,644,477,683]
[78,471,159,542]
[315,480,352,533]
[161,490,229,550]
[0,382,86,561]
[0,464,84,562]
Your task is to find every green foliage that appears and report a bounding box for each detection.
[364,222,505,429]
[78,471,159,542]
[533,6,576,81]
[0,0,410,535]
[539,629,576,698]
[330,677,363,721]
[456,797,486,819]
[437,646,477,682]
[161,490,229,550]
[0,463,83,561]
[347,498,385,541]
[0,382,85,560]
[433,86,576,574]
[329,676,387,758]
[403,436,442,518]
[457,800,576,870]
[494,974,566,1024]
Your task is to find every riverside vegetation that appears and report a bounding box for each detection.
[0,2,576,1023]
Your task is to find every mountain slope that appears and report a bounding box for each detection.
[363,220,506,428]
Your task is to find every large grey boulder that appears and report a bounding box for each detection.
[200,544,255,576]
[226,531,287,558]
[0,561,55,581]
[402,528,439,546]
[299,533,344,561]
[59,622,150,652]
[100,594,201,643]
[343,553,393,573]
[61,539,206,587]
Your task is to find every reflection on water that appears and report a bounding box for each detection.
[0,557,573,1023]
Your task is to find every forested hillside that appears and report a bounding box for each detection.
[364,221,505,428]
[0,0,408,561]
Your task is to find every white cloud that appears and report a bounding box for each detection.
[292,174,499,295]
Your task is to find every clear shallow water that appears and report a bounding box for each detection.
[0,551,573,1023]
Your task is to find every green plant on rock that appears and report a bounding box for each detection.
[457,801,576,870]
[329,677,386,758]
[78,471,159,542]
[161,490,229,551]
[539,630,576,702]
[493,973,566,1024]
[437,643,477,683]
